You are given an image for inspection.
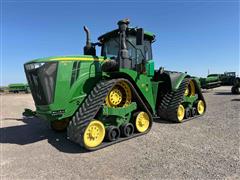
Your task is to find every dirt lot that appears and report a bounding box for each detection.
[0,86,239,179]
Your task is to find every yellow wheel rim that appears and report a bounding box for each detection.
[106,81,132,108]
[185,80,196,96]
[177,104,185,122]
[197,100,205,115]
[108,88,122,106]
[83,120,105,148]
[135,112,150,133]
[184,87,189,96]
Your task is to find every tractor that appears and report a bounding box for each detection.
[23,19,206,150]
[220,72,236,85]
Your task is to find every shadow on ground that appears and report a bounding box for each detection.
[231,98,240,101]
[0,117,87,153]
[0,116,175,153]
[214,92,233,95]
[153,118,175,124]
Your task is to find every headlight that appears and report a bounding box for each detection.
[25,62,45,70]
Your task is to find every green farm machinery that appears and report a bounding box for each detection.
[23,19,206,150]
[220,72,236,85]
[199,74,222,89]
[8,83,30,93]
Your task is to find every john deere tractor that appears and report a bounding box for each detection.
[23,19,206,150]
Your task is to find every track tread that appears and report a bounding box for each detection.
[158,78,206,122]
[67,78,153,150]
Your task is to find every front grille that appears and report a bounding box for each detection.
[24,62,58,105]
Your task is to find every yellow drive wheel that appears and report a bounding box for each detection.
[106,81,132,108]
[184,80,196,96]
[83,120,105,148]
[196,100,205,115]
[184,87,190,96]
[51,119,69,132]
[135,112,150,133]
[177,104,185,122]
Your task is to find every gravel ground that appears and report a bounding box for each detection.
[0,86,239,179]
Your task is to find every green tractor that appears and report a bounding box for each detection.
[220,72,236,85]
[23,19,206,150]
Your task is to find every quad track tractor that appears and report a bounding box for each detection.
[23,19,206,150]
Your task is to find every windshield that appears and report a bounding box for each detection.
[101,36,152,65]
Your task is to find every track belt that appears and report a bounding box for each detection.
[158,78,206,122]
[67,78,153,151]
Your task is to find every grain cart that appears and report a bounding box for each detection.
[23,19,206,150]
[8,83,30,93]
[199,74,222,89]
[231,77,240,94]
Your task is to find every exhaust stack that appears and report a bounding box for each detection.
[117,19,131,69]
[83,26,96,56]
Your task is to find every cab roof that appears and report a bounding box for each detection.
[98,28,155,43]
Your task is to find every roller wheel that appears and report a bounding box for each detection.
[83,120,105,148]
[196,100,205,115]
[134,111,150,133]
[177,104,185,122]
[121,123,134,137]
[106,126,120,142]
[191,107,197,117]
[51,119,69,132]
[184,107,191,119]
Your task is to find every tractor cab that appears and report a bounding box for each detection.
[98,28,155,67]
[83,19,155,74]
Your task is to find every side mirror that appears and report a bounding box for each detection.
[136,28,144,45]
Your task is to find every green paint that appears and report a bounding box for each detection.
[103,102,137,117]
[102,103,137,127]
[151,81,160,106]
[118,68,156,113]
[146,60,155,77]
[25,56,105,122]
[172,73,188,91]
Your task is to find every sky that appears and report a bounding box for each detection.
[1,0,239,85]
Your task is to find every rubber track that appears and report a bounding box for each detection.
[67,78,153,151]
[158,78,206,122]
